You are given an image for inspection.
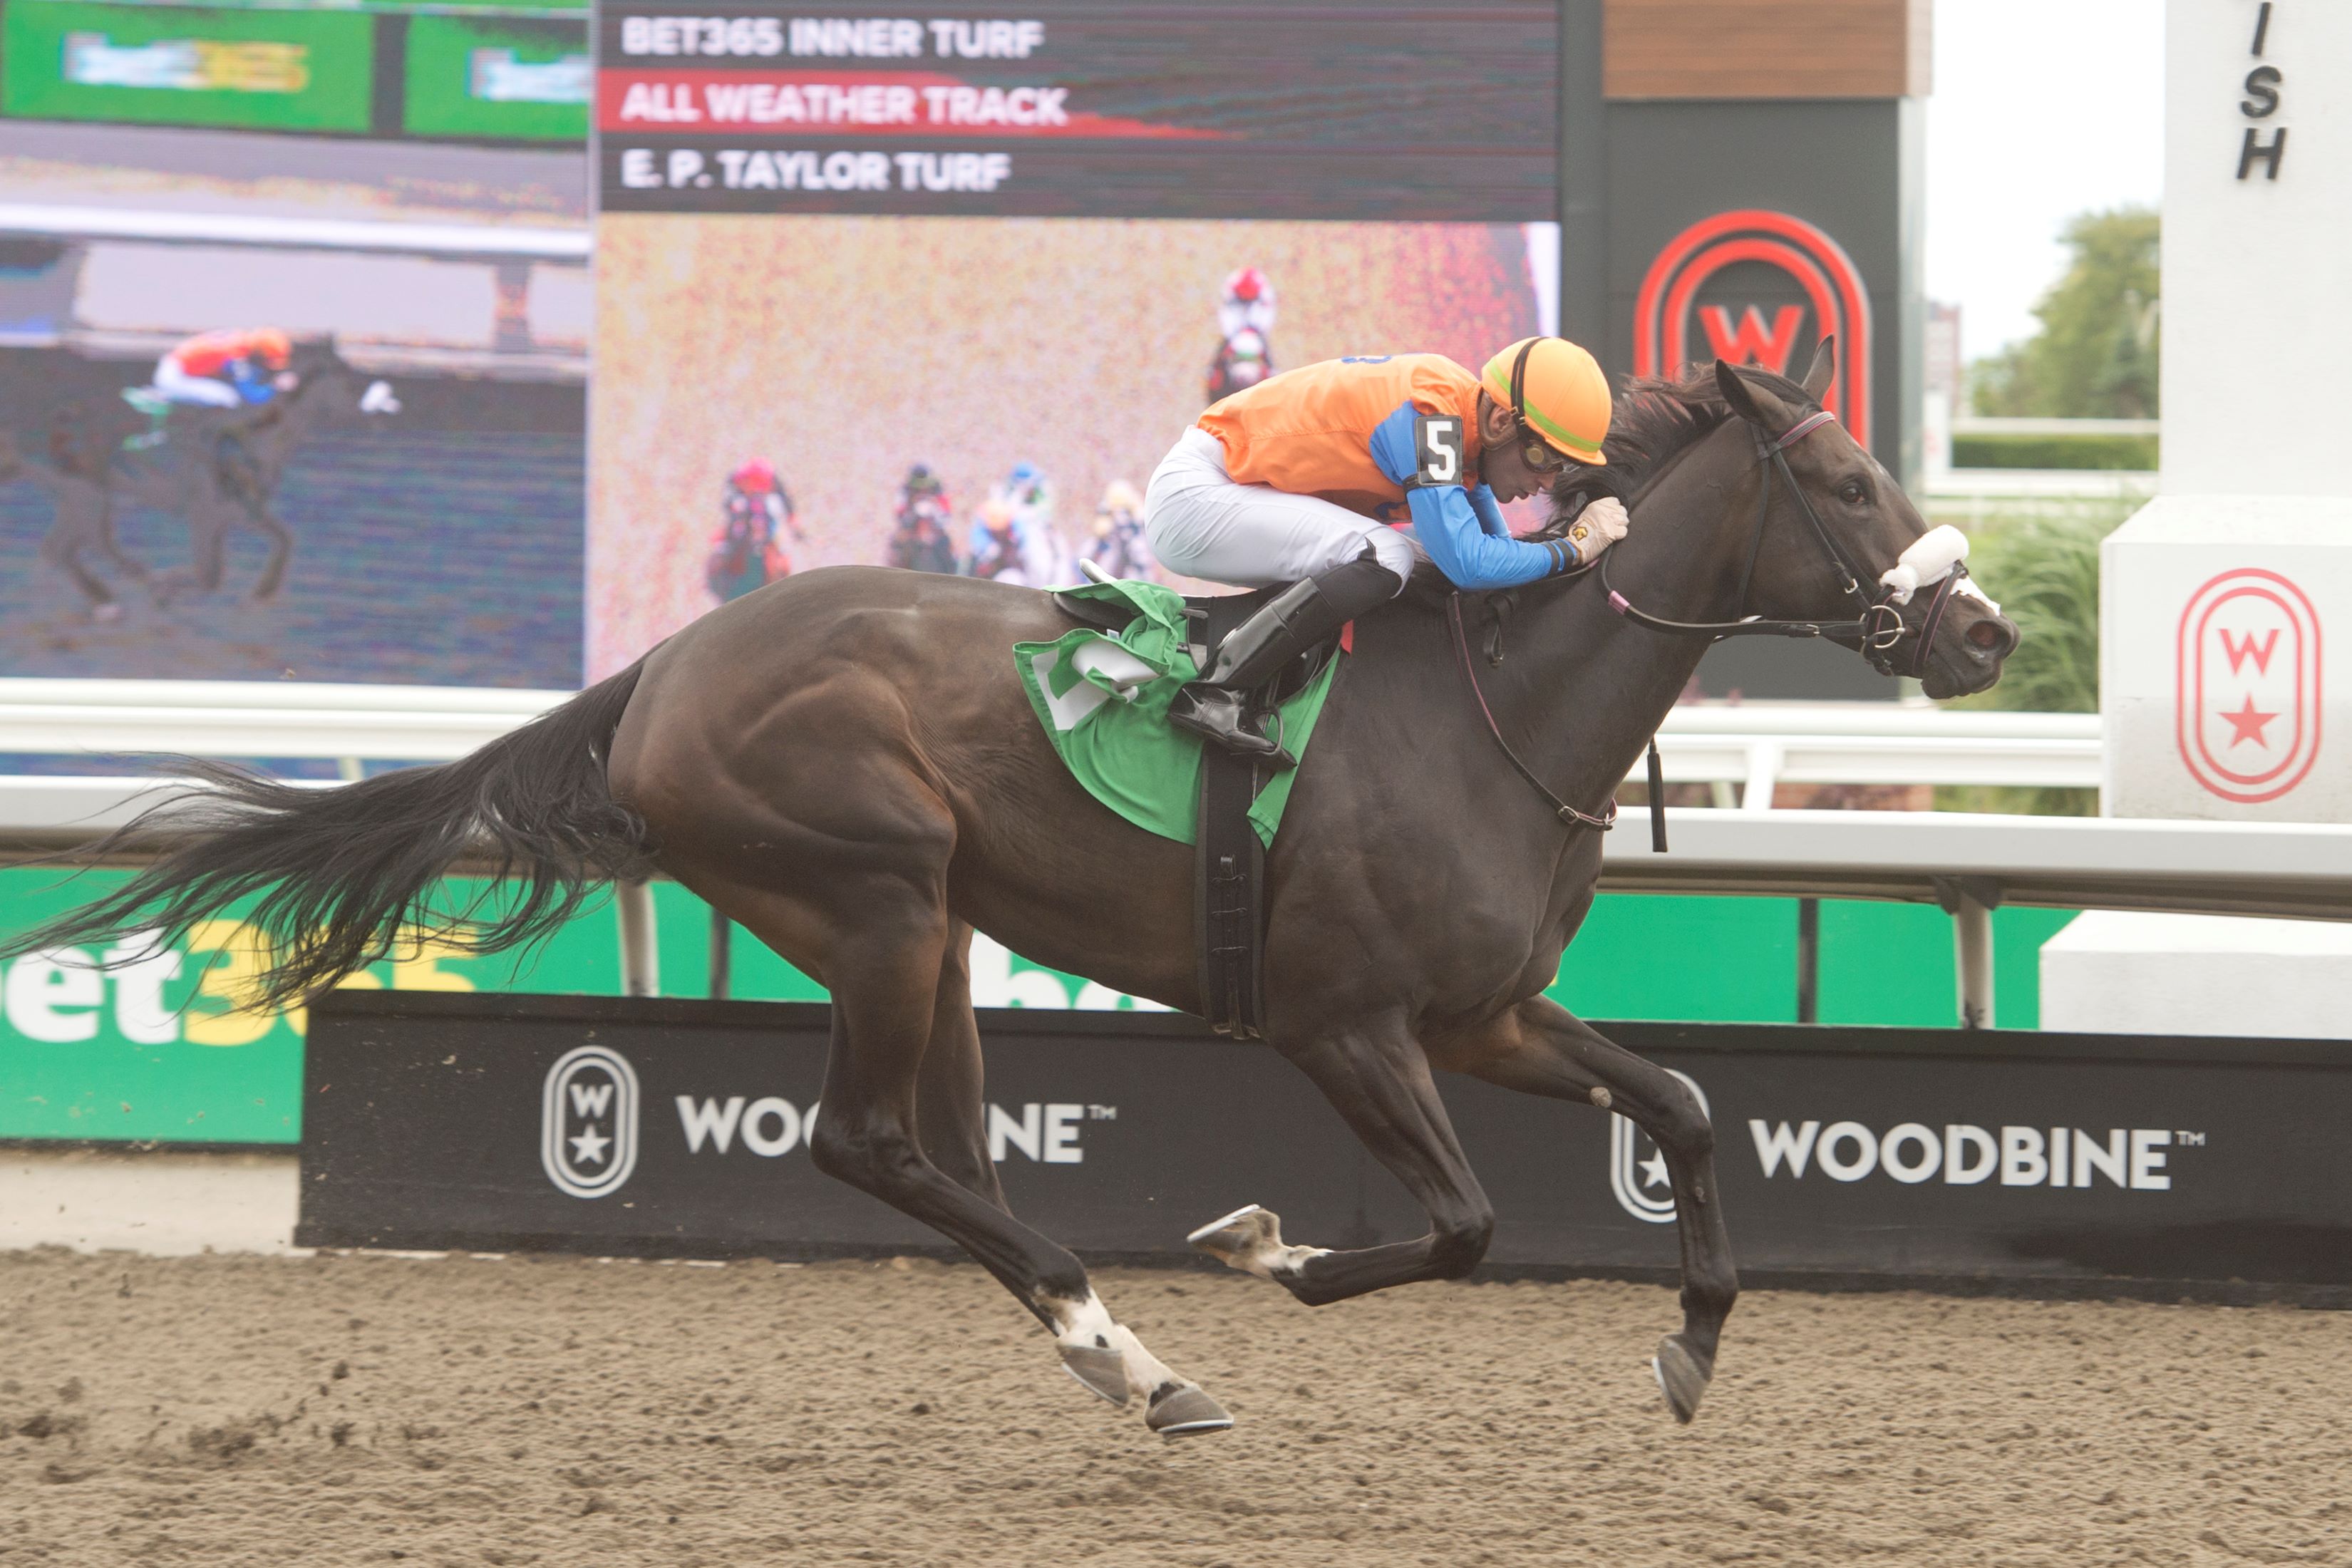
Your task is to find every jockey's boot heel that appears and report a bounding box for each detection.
[1166,554,1404,765]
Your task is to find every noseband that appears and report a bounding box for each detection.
[1599,406,1966,681]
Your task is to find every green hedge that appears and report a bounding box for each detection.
[1952,432,2157,471]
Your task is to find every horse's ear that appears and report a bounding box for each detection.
[1713,358,1769,425]
[1800,335,1835,400]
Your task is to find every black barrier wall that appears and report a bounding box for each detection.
[299,993,2352,1293]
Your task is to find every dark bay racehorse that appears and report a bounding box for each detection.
[11,348,2015,1436]
[0,407,145,618]
[3,341,396,611]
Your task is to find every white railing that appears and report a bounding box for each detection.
[0,679,2096,803]
[1952,417,2160,438]
[1653,704,2098,807]
[0,679,569,780]
[6,777,2350,1028]
[0,202,591,260]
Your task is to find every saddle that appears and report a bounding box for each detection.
[1051,583,1342,1041]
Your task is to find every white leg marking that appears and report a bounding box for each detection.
[1050,1291,1193,1405]
[1186,1203,1330,1281]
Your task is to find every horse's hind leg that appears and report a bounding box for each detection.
[914,919,1004,1210]
[38,526,116,616]
[1444,995,1738,1424]
[38,490,120,616]
[696,871,1229,1437]
[1189,1010,1497,1306]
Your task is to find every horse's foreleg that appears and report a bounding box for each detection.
[1447,995,1738,1423]
[245,506,294,600]
[93,504,148,584]
[1192,1013,1494,1307]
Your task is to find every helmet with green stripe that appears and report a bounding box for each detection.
[1480,336,1611,467]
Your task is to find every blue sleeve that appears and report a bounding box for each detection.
[1366,399,1424,487]
[1405,488,1576,590]
[1368,398,1573,589]
[1465,483,1510,537]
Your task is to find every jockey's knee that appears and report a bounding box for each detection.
[1361,525,1418,584]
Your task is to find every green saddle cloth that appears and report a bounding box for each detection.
[1014,579,1343,848]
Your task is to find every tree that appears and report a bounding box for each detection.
[1970,207,2160,418]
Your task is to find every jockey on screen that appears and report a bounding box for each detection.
[1205,266,1276,406]
[887,463,959,574]
[1145,337,1631,758]
[706,458,803,603]
[153,328,294,408]
[1085,478,1154,580]
[964,496,1033,584]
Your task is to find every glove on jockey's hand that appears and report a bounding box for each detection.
[1565,495,1629,564]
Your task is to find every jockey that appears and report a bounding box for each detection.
[888,463,959,574]
[1085,478,1154,579]
[1145,338,1631,758]
[964,496,1031,584]
[707,458,802,602]
[1206,266,1277,406]
[153,328,294,409]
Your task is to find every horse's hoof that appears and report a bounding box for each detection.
[1145,1383,1232,1438]
[1650,1334,1713,1425]
[1186,1203,1279,1271]
[1058,1341,1130,1407]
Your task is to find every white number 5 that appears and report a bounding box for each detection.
[1414,415,1463,486]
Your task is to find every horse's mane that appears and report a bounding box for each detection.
[290,339,350,378]
[1530,363,1817,540]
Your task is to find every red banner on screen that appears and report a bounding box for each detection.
[599,69,1224,139]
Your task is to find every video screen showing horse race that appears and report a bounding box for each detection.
[6,1,2351,1564]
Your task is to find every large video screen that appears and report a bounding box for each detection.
[588,0,1560,679]
[0,0,590,688]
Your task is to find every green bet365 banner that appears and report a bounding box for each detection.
[0,863,2072,1147]
[1,1,376,133]
[0,869,1160,1146]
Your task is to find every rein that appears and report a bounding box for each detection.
[1446,592,1618,832]
[1599,407,1967,681]
[1448,401,1967,849]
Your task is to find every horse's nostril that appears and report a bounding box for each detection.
[1965,617,2017,657]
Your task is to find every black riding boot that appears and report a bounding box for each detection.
[1167,554,1402,761]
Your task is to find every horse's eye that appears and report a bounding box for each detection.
[1839,479,1867,505]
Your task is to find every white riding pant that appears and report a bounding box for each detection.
[152,357,242,408]
[1144,428,1418,589]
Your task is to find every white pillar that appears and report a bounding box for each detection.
[615,879,660,997]
[1951,894,1994,1030]
[2103,0,2352,822]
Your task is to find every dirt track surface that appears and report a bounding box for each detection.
[1,1249,2346,1567]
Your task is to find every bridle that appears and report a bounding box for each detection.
[1599,405,1968,681]
[1445,398,1969,845]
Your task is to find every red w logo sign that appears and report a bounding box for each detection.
[2176,569,2322,804]
[2217,626,2281,675]
[1698,304,1804,375]
[1634,210,1872,447]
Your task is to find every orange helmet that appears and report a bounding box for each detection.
[1480,336,1611,466]
[252,328,292,368]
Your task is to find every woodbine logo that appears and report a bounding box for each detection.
[674,1095,1096,1163]
[541,1046,641,1200]
[1748,1120,2183,1191]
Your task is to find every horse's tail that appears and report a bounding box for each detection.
[2,663,653,1011]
